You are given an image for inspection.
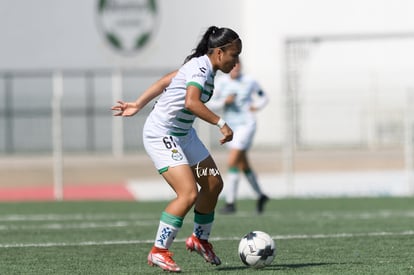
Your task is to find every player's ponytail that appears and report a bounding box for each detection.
[184,26,240,63]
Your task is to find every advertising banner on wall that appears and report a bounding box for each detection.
[0,0,242,70]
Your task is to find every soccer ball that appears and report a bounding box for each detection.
[238,231,276,268]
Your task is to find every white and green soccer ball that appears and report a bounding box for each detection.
[238,231,276,268]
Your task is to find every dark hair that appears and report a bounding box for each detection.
[184,26,240,63]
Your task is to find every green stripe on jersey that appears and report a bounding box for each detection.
[205,82,214,89]
[187,81,203,92]
[176,117,194,124]
[181,109,193,115]
[169,131,187,137]
[168,126,189,136]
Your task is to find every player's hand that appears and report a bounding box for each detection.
[219,124,233,144]
[249,105,258,112]
[111,100,139,117]
[225,94,236,105]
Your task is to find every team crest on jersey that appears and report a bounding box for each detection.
[171,149,183,161]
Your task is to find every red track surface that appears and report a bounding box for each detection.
[0,183,135,201]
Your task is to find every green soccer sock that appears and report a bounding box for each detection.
[193,211,215,240]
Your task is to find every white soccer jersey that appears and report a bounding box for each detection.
[212,73,268,128]
[148,55,216,136]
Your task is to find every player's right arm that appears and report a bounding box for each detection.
[111,70,177,117]
[185,85,233,144]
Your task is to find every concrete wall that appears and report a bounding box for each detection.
[2,0,414,149]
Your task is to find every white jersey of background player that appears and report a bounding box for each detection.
[209,61,269,214]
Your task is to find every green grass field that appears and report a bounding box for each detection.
[1,197,413,274]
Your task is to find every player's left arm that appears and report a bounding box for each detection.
[112,70,177,116]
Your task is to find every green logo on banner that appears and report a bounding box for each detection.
[96,0,158,55]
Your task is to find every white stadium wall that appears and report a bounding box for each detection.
[241,0,414,148]
[2,0,414,149]
[0,0,243,70]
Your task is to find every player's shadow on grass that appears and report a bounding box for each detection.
[217,262,334,271]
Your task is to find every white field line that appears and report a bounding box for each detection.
[0,220,157,231]
[0,210,413,231]
[1,210,414,222]
[0,213,153,221]
[1,230,413,249]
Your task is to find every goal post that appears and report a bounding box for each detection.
[284,32,414,196]
[404,88,414,194]
[52,71,64,201]
[111,70,124,158]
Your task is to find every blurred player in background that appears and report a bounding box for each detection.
[209,61,269,214]
[112,26,241,272]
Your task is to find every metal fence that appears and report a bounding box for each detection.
[0,68,179,155]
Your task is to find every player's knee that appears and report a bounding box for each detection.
[180,189,198,208]
[197,176,223,196]
[210,177,224,195]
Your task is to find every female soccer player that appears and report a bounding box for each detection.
[209,61,269,214]
[112,26,241,272]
